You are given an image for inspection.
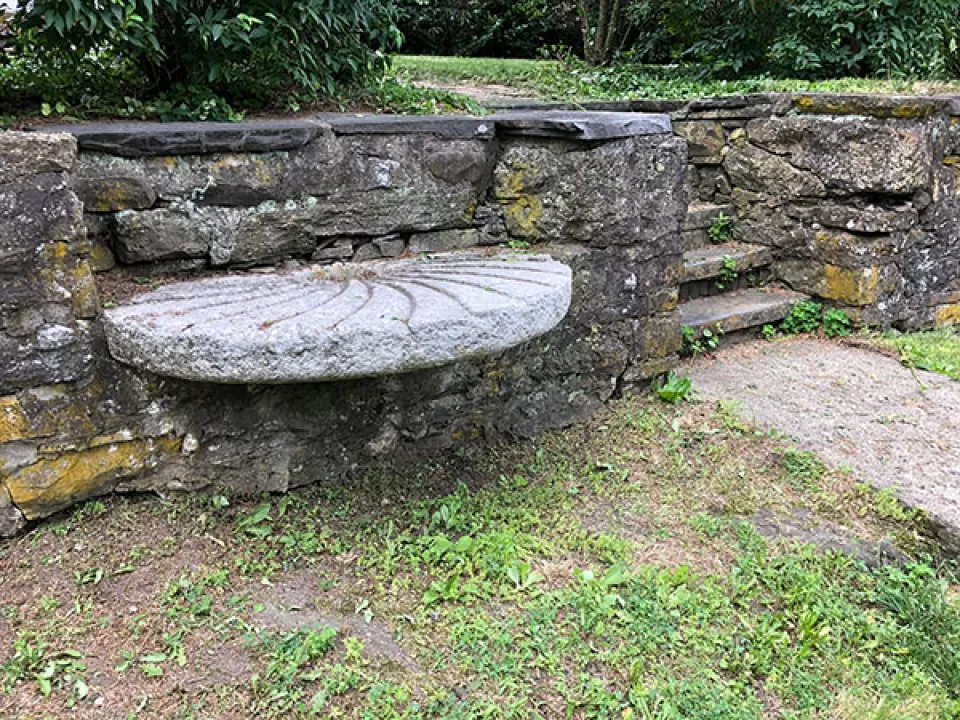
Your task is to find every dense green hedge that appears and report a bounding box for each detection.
[2,0,401,110]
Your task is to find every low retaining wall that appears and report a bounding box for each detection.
[553,93,960,328]
[0,114,687,534]
[4,94,960,535]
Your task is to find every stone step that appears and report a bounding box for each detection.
[103,252,572,384]
[684,202,734,250]
[679,288,808,337]
[682,243,773,284]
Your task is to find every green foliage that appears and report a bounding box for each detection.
[761,324,778,341]
[881,328,960,381]
[707,212,734,244]
[782,448,827,491]
[781,300,825,335]
[716,255,738,291]
[682,324,723,357]
[656,372,693,404]
[823,308,853,338]
[396,0,575,58]
[3,0,401,114]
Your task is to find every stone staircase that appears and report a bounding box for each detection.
[679,204,808,338]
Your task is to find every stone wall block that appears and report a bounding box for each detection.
[74,176,157,212]
[494,135,687,257]
[746,116,932,195]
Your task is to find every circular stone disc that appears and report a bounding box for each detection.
[103,252,572,383]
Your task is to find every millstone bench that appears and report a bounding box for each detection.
[0,109,689,536]
[103,252,572,383]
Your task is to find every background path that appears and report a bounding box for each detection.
[686,338,960,552]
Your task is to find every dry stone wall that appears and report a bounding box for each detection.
[586,93,960,328]
[0,114,687,534]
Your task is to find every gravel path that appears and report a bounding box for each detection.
[686,338,960,552]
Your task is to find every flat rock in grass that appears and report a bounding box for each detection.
[688,339,960,555]
[103,252,572,384]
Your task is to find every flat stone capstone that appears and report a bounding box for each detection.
[103,252,572,383]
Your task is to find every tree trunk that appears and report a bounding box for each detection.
[578,0,630,64]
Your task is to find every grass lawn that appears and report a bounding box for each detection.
[394,55,960,103]
[872,328,960,381]
[2,390,958,719]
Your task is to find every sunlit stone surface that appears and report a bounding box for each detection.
[104,253,572,383]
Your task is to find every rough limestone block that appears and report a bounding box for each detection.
[5,436,181,519]
[0,132,76,184]
[408,229,479,254]
[494,135,687,257]
[745,116,932,195]
[73,176,157,212]
[775,260,900,307]
[673,120,725,162]
[103,253,572,383]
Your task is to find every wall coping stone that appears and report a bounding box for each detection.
[489,110,672,139]
[35,111,673,157]
[103,251,573,383]
[38,119,328,157]
[317,113,496,138]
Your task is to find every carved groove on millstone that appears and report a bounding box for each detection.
[103,253,573,383]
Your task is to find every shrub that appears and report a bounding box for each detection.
[669,0,959,78]
[780,300,824,335]
[5,0,401,107]
[822,308,853,338]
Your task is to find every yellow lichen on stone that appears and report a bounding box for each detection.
[822,264,880,306]
[5,436,181,519]
[495,165,544,238]
[935,303,960,326]
[0,397,31,444]
[70,261,100,319]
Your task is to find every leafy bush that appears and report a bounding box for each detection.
[4,0,401,108]
[656,0,959,78]
[822,308,853,338]
[781,300,824,335]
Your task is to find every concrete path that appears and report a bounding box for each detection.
[686,338,960,552]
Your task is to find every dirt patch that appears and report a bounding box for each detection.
[686,337,960,552]
[413,80,545,106]
[253,570,421,673]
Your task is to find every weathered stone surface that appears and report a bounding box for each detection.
[679,288,808,336]
[787,202,918,234]
[775,260,900,307]
[682,244,773,283]
[491,111,672,140]
[793,94,948,119]
[114,206,211,262]
[0,132,76,184]
[0,483,26,537]
[674,120,725,161]
[318,114,495,139]
[0,396,30,443]
[746,116,932,195]
[495,135,687,255]
[73,176,157,212]
[104,253,573,383]
[45,120,327,157]
[725,138,826,197]
[936,302,960,326]
[6,436,181,519]
[408,229,479,254]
